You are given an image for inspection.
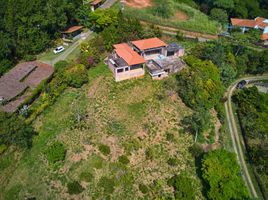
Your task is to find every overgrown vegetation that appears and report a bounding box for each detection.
[202,149,249,199]
[234,87,268,198]
[45,141,66,164]
[123,0,220,34]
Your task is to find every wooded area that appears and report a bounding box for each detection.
[0,0,83,76]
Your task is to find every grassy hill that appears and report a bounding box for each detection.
[0,63,204,199]
[122,0,220,35]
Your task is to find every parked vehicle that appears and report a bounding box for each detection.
[236,80,248,89]
[53,46,65,54]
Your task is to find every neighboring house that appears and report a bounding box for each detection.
[90,0,102,11]
[231,17,268,43]
[62,26,83,43]
[106,37,185,81]
[0,61,54,112]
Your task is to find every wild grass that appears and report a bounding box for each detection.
[0,63,204,199]
[123,2,220,34]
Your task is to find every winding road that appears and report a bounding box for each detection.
[225,74,268,199]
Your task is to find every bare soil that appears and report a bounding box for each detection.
[123,0,152,8]
[175,11,189,21]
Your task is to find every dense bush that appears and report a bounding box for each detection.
[98,144,111,155]
[98,176,115,193]
[64,64,88,88]
[67,181,84,194]
[202,149,249,200]
[167,172,196,200]
[118,155,130,165]
[0,112,36,148]
[79,172,94,182]
[139,184,149,194]
[150,0,174,18]
[167,158,178,166]
[45,141,66,163]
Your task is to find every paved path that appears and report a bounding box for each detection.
[224,74,268,199]
[100,0,118,9]
[42,0,117,66]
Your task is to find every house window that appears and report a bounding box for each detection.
[167,51,175,57]
[130,64,142,70]
[125,67,129,71]
[117,68,124,73]
[145,49,162,56]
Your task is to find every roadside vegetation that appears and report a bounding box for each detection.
[233,87,268,199]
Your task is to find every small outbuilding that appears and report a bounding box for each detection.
[62,26,83,43]
[90,0,102,11]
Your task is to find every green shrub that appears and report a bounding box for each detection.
[145,148,154,160]
[139,184,149,194]
[98,144,110,155]
[98,177,115,193]
[166,133,175,142]
[54,60,69,73]
[79,172,94,182]
[23,54,36,61]
[118,155,130,165]
[64,64,88,88]
[67,181,84,194]
[167,158,178,166]
[0,144,7,154]
[45,141,66,163]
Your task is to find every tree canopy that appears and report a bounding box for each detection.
[202,149,249,200]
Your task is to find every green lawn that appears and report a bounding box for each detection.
[123,2,220,34]
[0,63,204,199]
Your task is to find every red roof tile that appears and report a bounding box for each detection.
[63,26,83,34]
[261,33,268,40]
[231,18,257,28]
[91,0,102,5]
[131,38,167,51]
[114,43,145,66]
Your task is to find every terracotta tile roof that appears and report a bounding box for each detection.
[261,33,268,40]
[131,38,167,51]
[231,18,257,28]
[257,22,268,29]
[114,43,145,66]
[63,26,83,34]
[91,0,102,5]
[255,17,266,23]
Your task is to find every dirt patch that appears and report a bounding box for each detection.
[123,0,152,8]
[175,11,189,21]
[88,76,103,98]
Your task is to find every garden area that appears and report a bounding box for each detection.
[122,0,221,35]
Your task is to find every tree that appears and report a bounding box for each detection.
[0,112,35,148]
[210,8,228,24]
[213,0,234,10]
[182,108,211,141]
[64,64,88,88]
[202,149,249,200]
[168,172,196,200]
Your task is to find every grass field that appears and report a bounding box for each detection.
[0,63,205,199]
[123,1,220,34]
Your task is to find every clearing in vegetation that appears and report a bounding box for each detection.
[123,0,152,8]
[0,63,204,199]
[122,0,220,34]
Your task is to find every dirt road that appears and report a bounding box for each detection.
[224,74,268,199]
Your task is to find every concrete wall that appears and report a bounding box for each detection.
[115,68,145,82]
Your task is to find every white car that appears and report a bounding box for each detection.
[53,46,65,54]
